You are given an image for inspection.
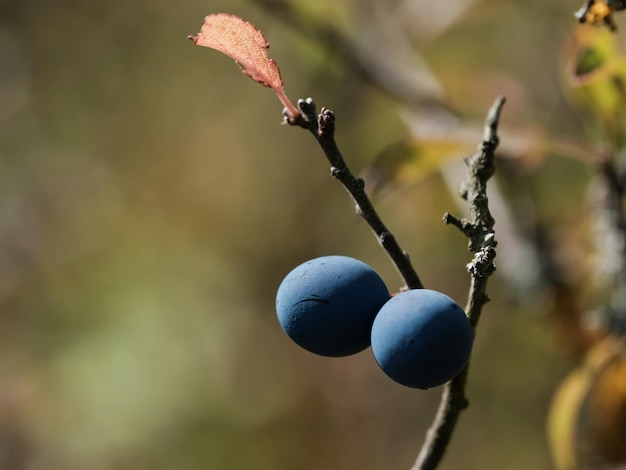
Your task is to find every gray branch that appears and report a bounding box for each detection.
[413,96,505,470]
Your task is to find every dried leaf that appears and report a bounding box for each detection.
[188,13,299,119]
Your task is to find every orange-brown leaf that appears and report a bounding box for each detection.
[188,13,299,119]
[188,14,283,90]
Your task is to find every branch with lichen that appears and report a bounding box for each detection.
[287,97,424,291]
[412,96,505,470]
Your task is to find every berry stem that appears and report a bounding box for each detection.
[287,97,424,291]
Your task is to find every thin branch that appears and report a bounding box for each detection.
[413,96,505,470]
[288,97,423,291]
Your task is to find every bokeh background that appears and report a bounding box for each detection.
[1,0,624,469]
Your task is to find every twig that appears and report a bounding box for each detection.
[413,96,505,470]
[288,97,423,291]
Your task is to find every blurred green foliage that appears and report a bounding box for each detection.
[0,0,622,468]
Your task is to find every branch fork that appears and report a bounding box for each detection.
[286,94,506,470]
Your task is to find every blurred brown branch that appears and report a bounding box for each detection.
[251,0,449,113]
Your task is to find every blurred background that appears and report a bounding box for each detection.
[1,0,626,468]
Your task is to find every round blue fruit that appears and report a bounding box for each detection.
[276,256,390,357]
[371,289,473,389]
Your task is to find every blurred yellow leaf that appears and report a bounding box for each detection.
[547,361,589,470]
[562,26,626,130]
[362,136,473,194]
[547,336,626,469]
[362,121,589,195]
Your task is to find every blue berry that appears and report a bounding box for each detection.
[276,256,390,357]
[371,289,473,389]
